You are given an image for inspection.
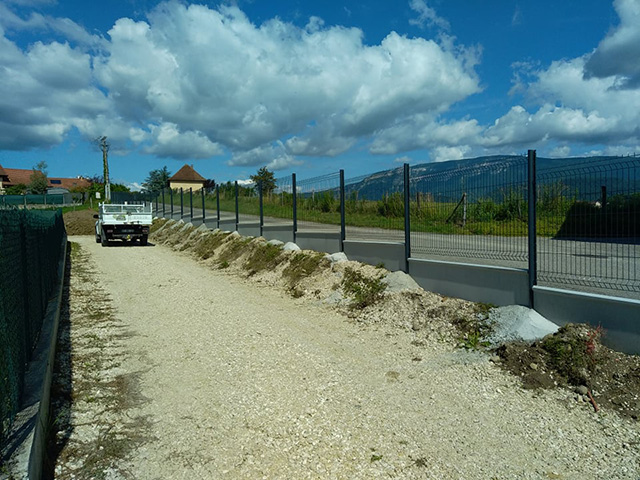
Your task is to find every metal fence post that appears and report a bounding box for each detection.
[216,185,220,228]
[340,169,345,252]
[162,188,165,217]
[201,188,206,224]
[155,192,158,214]
[170,188,174,218]
[190,187,194,221]
[527,149,537,308]
[235,181,239,231]
[259,181,264,237]
[292,173,297,243]
[404,163,411,273]
[180,188,184,219]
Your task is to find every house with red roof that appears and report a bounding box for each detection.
[0,164,92,194]
[168,164,206,192]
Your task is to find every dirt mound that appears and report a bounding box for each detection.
[497,324,640,420]
[63,208,97,235]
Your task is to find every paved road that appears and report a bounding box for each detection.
[155,204,640,300]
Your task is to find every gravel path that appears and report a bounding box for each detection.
[68,236,639,479]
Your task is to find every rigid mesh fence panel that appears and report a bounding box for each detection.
[537,156,640,296]
[217,183,238,222]
[236,182,260,223]
[264,175,294,226]
[296,173,341,232]
[410,157,528,268]
[344,168,405,242]
[0,208,65,451]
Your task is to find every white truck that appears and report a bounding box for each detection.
[94,202,153,246]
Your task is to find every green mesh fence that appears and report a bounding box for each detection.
[0,208,65,452]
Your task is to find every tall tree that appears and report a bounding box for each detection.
[142,166,171,193]
[250,166,276,195]
[29,161,48,194]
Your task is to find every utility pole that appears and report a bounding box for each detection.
[99,136,111,202]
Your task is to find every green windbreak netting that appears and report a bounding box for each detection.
[0,208,65,451]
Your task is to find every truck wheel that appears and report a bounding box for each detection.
[140,234,148,246]
[95,233,101,243]
[101,230,108,247]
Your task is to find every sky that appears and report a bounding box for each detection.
[0,0,639,189]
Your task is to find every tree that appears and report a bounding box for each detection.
[5,184,27,195]
[142,166,171,193]
[250,166,276,195]
[29,161,48,194]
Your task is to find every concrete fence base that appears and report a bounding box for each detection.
[534,286,640,354]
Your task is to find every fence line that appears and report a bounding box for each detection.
[0,208,65,451]
[153,151,639,299]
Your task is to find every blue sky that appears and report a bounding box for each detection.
[0,0,638,189]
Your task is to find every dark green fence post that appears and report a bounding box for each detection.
[259,181,264,237]
[340,169,345,252]
[404,163,411,273]
[292,173,297,243]
[527,149,537,308]
[162,188,165,217]
[201,188,206,224]
[170,189,174,218]
[180,188,184,219]
[190,187,194,221]
[216,185,220,228]
[235,181,239,231]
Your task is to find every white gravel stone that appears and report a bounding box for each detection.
[324,252,348,263]
[283,242,301,251]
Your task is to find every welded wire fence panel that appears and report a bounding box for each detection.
[537,156,640,294]
[236,181,260,224]
[217,183,238,221]
[0,208,65,451]
[296,173,341,232]
[410,157,528,267]
[263,175,294,225]
[344,168,404,242]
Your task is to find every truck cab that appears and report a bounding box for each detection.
[94,202,153,246]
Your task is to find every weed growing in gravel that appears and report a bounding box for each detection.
[282,252,325,289]
[244,243,284,275]
[541,325,603,385]
[453,303,495,350]
[217,237,252,265]
[193,232,230,259]
[341,267,387,309]
[149,218,169,233]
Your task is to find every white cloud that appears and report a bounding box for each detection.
[548,145,571,157]
[93,2,480,158]
[584,0,640,88]
[395,155,412,163]
[143,123,223,159]
[408,0,450,31]
[229,142,302,171]
[432,145,471,162]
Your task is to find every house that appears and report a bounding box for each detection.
[168,164,206,192]
[0,164,92,194]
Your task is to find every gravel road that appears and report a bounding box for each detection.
[68,235,639,479]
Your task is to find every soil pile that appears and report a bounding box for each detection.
[497,324,640,419]
[63,208,97,235]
